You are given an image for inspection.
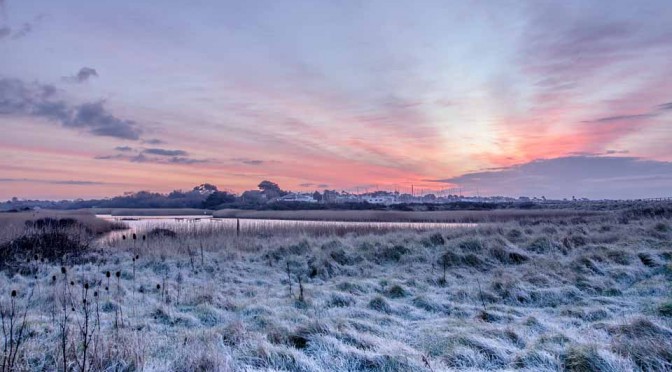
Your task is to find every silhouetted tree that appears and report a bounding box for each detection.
[202,191,236,209]
[241,190,264,205]
[258,180,286,199]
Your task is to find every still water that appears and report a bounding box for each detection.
[97,214,475,241]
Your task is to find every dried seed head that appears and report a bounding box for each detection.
[11,290,17,297]
[135,255,140,260]
[115,271,121,278]
[70,281,74,286]
[133,233,137,240]
[93,291,98,297]
[142,235,146,241]
[71,307,75,312]
[52,275,56,282]
[34,275,38,280]
[83,299,87,304]
[132,258,136,262]
[34,254,39,261]
[61,267,67,274]
[106,271,111,278]
[105,286,109,291]
[84,283,89,290]
[122,235,126,240]
[156,284,161,290]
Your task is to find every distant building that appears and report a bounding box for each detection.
[362,195,397,205]
[335,194,361,203]
[276,193,317,203]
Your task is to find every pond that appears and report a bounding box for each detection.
[97,214,476,241]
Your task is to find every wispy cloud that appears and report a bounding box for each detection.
[144,148,188,156]
[0,13,42,41]
[658,102,672,110]
[583,102,672,123]
[95,152,209,165]
[584,114,656,123]
[0,178,122,186]
[481,2,672,165]
[299,183,330,188]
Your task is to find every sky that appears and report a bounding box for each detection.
[1,0,672,200]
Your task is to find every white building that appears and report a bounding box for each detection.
[276,193,317,203]
[362,195,397,205]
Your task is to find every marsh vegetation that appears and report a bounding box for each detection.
[0,207,671,371]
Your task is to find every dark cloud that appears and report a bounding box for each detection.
[168,157,208,164]
[231,157,264,166]
[94,155,123,161]
[659,102,672,110]
[142,138,164,145]
[144,148,188,156]
[114,146,133,152]
[0,22,36,41]
[64,67,98,83]
[71,102,140,139]
[428,156,672,200]
[0,78,142,140]
[11,22,31,39]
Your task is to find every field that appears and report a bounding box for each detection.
[1,208,671,371]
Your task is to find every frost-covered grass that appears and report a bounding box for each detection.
[1,214,672,371]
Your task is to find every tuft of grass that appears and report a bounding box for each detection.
[368,296,391,313]
[326,293,356,308]
[526,236,562,254]
[658,302,672,317]
[609,318,672,371]
[458,238,484,252]
[385,284,408,298]
[638,252,659,267]
[562,345,612,372]
[379,245,409,262]
[653,222,669,233]
[428,232,445,246]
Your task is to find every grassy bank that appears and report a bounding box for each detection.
[212,208,603,223]
[1,209,671,370]
[89,208,213,217]
[0,211,125,244]
[0,212,126,273]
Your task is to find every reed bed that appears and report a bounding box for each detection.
[212,208,604,223]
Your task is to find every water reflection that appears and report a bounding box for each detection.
[97,214,475,242]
